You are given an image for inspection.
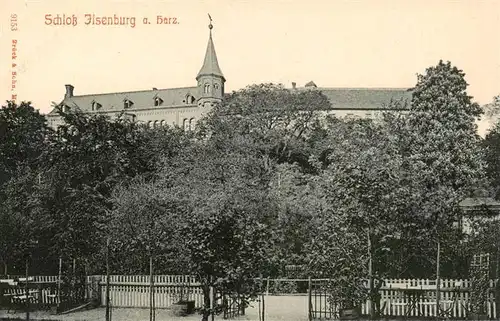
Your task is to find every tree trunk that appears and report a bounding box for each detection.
[201,282,211,321]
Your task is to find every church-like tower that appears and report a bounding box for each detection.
[196,18,225,109]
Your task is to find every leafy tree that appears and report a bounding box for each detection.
[483,121,500,199]
[200,83,331,172]
[0,101,50,273]
[30,110,188,273]
[306,117,403,312]
[402,60,485,277]
[483,95,500,118]
[0,101,50,188]
[109,176,188,274]
[161,138,277,321]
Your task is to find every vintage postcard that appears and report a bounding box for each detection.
[1,1,500,320]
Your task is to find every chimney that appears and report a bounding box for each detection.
[292,82,296,89]
[65,84,74,98]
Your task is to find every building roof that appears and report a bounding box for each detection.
[196,29,225,81]
[295,87,412,110]
[49,86,198,115]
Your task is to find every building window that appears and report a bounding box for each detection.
[183,118,189,131]
[214,83,219,90]
[189,118,196,131]
[154,97,163,106]
[186,94,195,104]
[204,84,210,94]
[160,120,165,127]
[124,99,133,109]
[91,101,101,111]
[147,121,152,128]
[154,120,159,128]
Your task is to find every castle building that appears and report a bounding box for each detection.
[46,22,410,129]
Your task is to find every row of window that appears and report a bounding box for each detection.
[146,118,196,131]
[203,83,219,94]
[90,94,198,111]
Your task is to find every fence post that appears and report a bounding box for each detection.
[262,288,265,321]
[210,275,215,321]
[308,277,312,321]
[436,239,441,319]
[25,258,30,321]
[58,256,62,311]
[105,239,111,321]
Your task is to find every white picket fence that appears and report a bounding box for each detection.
[359,278,497,319]
[2,276,60,305]
[4,275,498,318]
[89,275,204,309]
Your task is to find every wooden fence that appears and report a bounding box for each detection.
[4,275,498,319]
[310,278,498,320]
[89,275,204,309]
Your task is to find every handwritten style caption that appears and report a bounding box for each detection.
[10,14,18,103]
[45,14,179,28]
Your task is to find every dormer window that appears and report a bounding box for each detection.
[154,97,163,107]
[124,99,133,109]
[60,104,70,113]
[204,84,210,94]
[185,94,195,104]
[91,101,101,111]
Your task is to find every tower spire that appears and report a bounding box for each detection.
[196,14,224,81]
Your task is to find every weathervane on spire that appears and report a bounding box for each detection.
[208,13,213,30]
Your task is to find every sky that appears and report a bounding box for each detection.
[1,0,499,133]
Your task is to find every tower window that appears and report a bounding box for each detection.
[124,99,133,109]
[154,97,163,107]
[214,83,219,90]
[204,84,210,94]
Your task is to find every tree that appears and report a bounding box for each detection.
[0,101,50,273]
[483,95,500,118]
[109,176,187,274]
[159,136,278,321]
[195,83,332,272]
[483,121,500,199]
[30,109,189,273]
[306,117,403,313]
[199,83,331,172]
[402,60,485,280]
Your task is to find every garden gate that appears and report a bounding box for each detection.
[213,289,245,319]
